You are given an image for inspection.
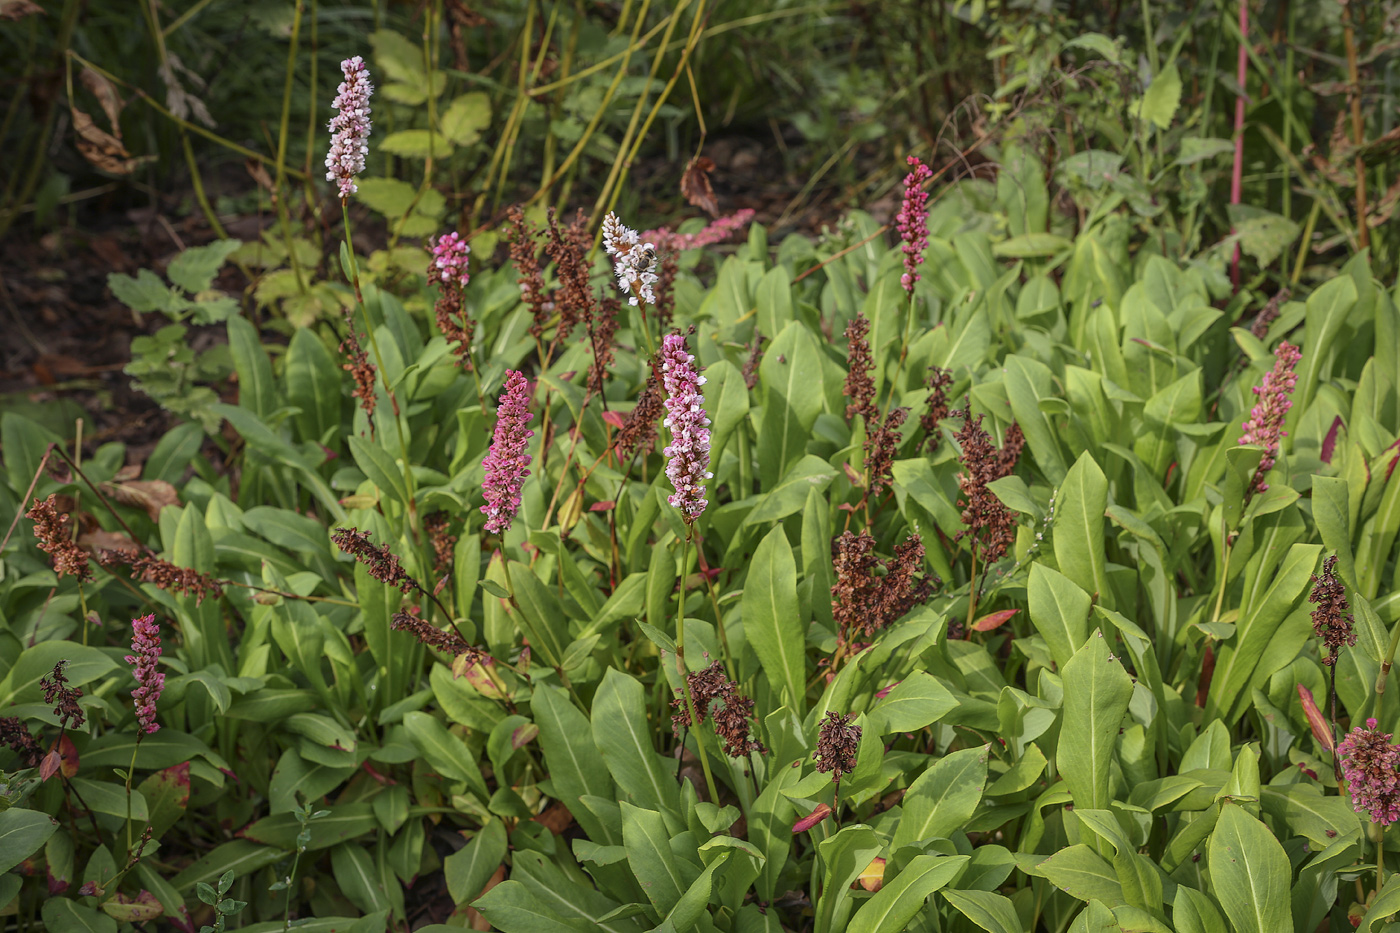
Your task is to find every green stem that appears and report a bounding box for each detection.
[274,0,307,294]
[677,529,720,803]
[340,202,423,544]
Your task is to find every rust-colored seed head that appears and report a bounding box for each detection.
[843,314,877,424]
[1310,554,1355,665]
[953,408,1021,564]
[815,711,861,780]
[831,530,934,643]
[616,372,665,460]
[27,495,92,581]
[921,366,953,452]
[506,205,551,339]
[390,610,475,658]
[671,661,766,757]
[41,661,85,730]
[130,555,224,605]
[339,310,378,424]
[864,406,908,497]
[544,208,598,346]
[425,511,457,577]
[332,527,415,593]
[0,716,42,766]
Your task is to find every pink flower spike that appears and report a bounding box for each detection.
[125,613,164,735]
[641,209,756,251]
[659,332,713,523]
[896,156,933,294]
[481,370,535,534]
[1338,718,1400,825]
[1238,340,1302,497]
[431,231,471,289]
[325,56,374,201]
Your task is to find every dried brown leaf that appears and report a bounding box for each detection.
[103,479,180,521]
[0,0,43,19]
[680,155,719,217]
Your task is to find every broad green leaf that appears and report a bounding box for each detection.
[168,840,284,892]
[348,434,409,505]
[445,820,507,905]
[402,711,489,802]
[1035,844,1125,906]
[168,239,241,294]
[1207,803,1293,933]
[1004,355,1068,483]
[592,668,681,822]
[42,899,116,933]
[941,889,1023,933]
[758,321,824,485]
[1055,452,1112,607]
[866,671,958,734]
[0,808,59,873]
[744,454,837,525]
[441,92,491,145]
[815,825,882,933]
[742,526,806,711]
[1132,63,1181,129]
[622,803,687,918]
[891,745,989,850]
[332,844,389,914]
[1058,632,1133,854]
[473,880,594,933]
[1027,563,1091,671]
[848,854,968,933]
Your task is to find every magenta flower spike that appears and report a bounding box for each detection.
[431,231,471,289]
[126,613,165,735]
[481,370,535,534]
[660,332,713,523]
[325,56,373,201]
[602,211,658,307]
[896,156,932,294]
[642,209,756,251]
[1239,340,1302,496]
[1339,718,1400,825]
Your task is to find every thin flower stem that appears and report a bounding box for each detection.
[341,203,423,548]
[677,530,720,803]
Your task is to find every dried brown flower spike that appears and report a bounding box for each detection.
[815,710,861,799]
[1310,555,1355,666]
[130,555,224,605]
[831,531,934,644]
[332,527,414,593]
[41,661,85,730]
[921,366,953,452]
[27,495,93,582]
[843,314,877,424]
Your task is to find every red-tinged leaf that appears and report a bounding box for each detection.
[875,681,902,700]
[511,723,539,749]
[40,750,61,782]
[57,733,79,778]
[78,881,103,897]
[792,803,832,833]
[973,609,1020,632]
[362,760,396,785]
[558,370,576,382]
[589,500,616,512]
[14,856,41,877]
[842,462,863,485]
[601,410,626,429]
[48,869,69,895]
[101,890,163,922]
[1320,416,1344,464]
[1297,683,1335,754]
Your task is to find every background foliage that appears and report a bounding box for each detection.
[3,1,1400,932]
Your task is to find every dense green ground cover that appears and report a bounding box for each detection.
[5,2,1400,932]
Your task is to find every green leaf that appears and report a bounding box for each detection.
[348,434,409,505]
[446,820,506,905]
[108,268,182,315]
[0,641,119,707]
[1207,803,1294,933]
[1055,451,1112,606]
[744,454,837,525]
[592,668,680,821]
[1362,873,1400,932]
[992,233,1072,258]
[941,889,1023,933]
[848,854,968,933]
[815,825,882,933]
[891,745,989,850]
[1132,63,1181,129]
[242,804,378,851]
[866,672,958,735]
[41,899,117,933]
[379,128,451,158]
[332,844,390,914]
[0,808,58,873]
[168,239,242,294]
[742,526,806,712]
[508,562,571,668]
[1058,632,1134,854]
[1226,204,1301,268]
[758,321,824,485]
[227,314,276,420]
[169,840,284,892]
[473,880,594,933]
[1027,563,1091,672]
[1034,844,1125,906]
[622,803,688,918]
[402,711,489,802]
[1004,355,1069,484]
[285,327,341,448]
[441,92,491,146]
